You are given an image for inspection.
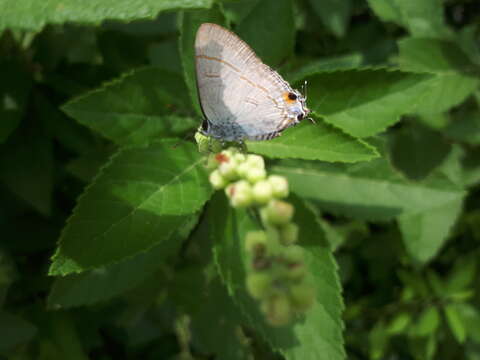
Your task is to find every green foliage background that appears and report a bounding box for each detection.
[1,0,480,359]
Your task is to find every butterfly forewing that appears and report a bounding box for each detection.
[195,23,295,140]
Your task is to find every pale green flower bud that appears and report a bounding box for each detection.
[260,200,294,225]
[262,295,292,326]
[246,273,271,299]
[290,284,315,311]
[246,167,267,183]
[209,170,227,189]
[268,175,289,198]
[279,223,299,245]
[245,231,268,253]
[226,180,253,208]
[236,162,250,178]
[252,180,273,204]
[218,161,238,180]
[246,154,265,169]
[233,153,246,164]
[283,245,304,264]
[286,263,306,281]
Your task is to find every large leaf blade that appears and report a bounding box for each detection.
[49,139,212,275]
[246,120,378,162]
[0,0,214,32]
[210,194,345,360]
[62,67,197,145]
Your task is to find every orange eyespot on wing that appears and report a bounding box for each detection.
[283,92,297,104]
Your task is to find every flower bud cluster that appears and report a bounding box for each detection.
[207,148,288,208]
[245,225,314,326]
[207,147,315,326]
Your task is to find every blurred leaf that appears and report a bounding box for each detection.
[211,193,345,360]
[148,40,183,74]
[390,123,451,180]
[0,122,54,216]
[409,306,440,337]
[398,195,463,263]
[0,59,32,143]
[398,38,480,75]
[444,304,467,344]
[398,38,480,115]
[286,53,363,83]
[309,0,351,38]
[272,158,465,221]
[367,0,451,38]
[0,311,36,351]
[306,69,435,138]
[178,6,226,116]
[246,120,378,162]
[49,139,212,275]
[456,303,480,344]
[369,321,388,360]
[387,312,411,335]
[445,254,477,295]
[189,276,250,360]
[48,214,198,308]
[62,67,197,145]
[236,0,295,67]
[37,312,89,360]
[0,0,215,32]
[66,147,113,183]
[426,270,446,297]
[222,0,260,24]
[445,108,480,146]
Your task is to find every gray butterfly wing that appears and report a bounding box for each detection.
[195,23,295,141]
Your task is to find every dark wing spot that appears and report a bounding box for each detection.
[288,92,297,100]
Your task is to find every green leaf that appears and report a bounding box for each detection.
[0,123,54,216]
[367,0,451,38]
[309,0,352,38]
[398,38,480,115]
[398,196,463,263]
[272,158,465,221]
[444,304,467,344]
[286,53,363,84]
[222,0,261,24]
[409,306,440,337]
[246,120,378,163]
[211,193,345,360]
[390,123,451,180]
[48,214,198,308]
[189,276,250,360]
[445,107,480,146]
[456,303,480,344]
[62,67,197,146]
[445,254,477,295]
[305,69,435,138]
[236,0,295,67]
[369,321,388,360]
[178,6,226,116]
[0,59,32,143]
[387,312,411,335]
[49,139,212,275]
[0,0,214,32]
[0,311,36,351]
[398,38,480,75]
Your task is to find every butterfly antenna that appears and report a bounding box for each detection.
[304,80,308,101]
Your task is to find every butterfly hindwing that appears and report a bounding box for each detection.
[195,23,295,141]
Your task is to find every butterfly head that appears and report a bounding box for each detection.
[284,89,310,125]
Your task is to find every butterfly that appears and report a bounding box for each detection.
[195,23,310,142]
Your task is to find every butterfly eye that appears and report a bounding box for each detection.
[201,119,209,132]
[288,92,297,100]
[297,113,304,121]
